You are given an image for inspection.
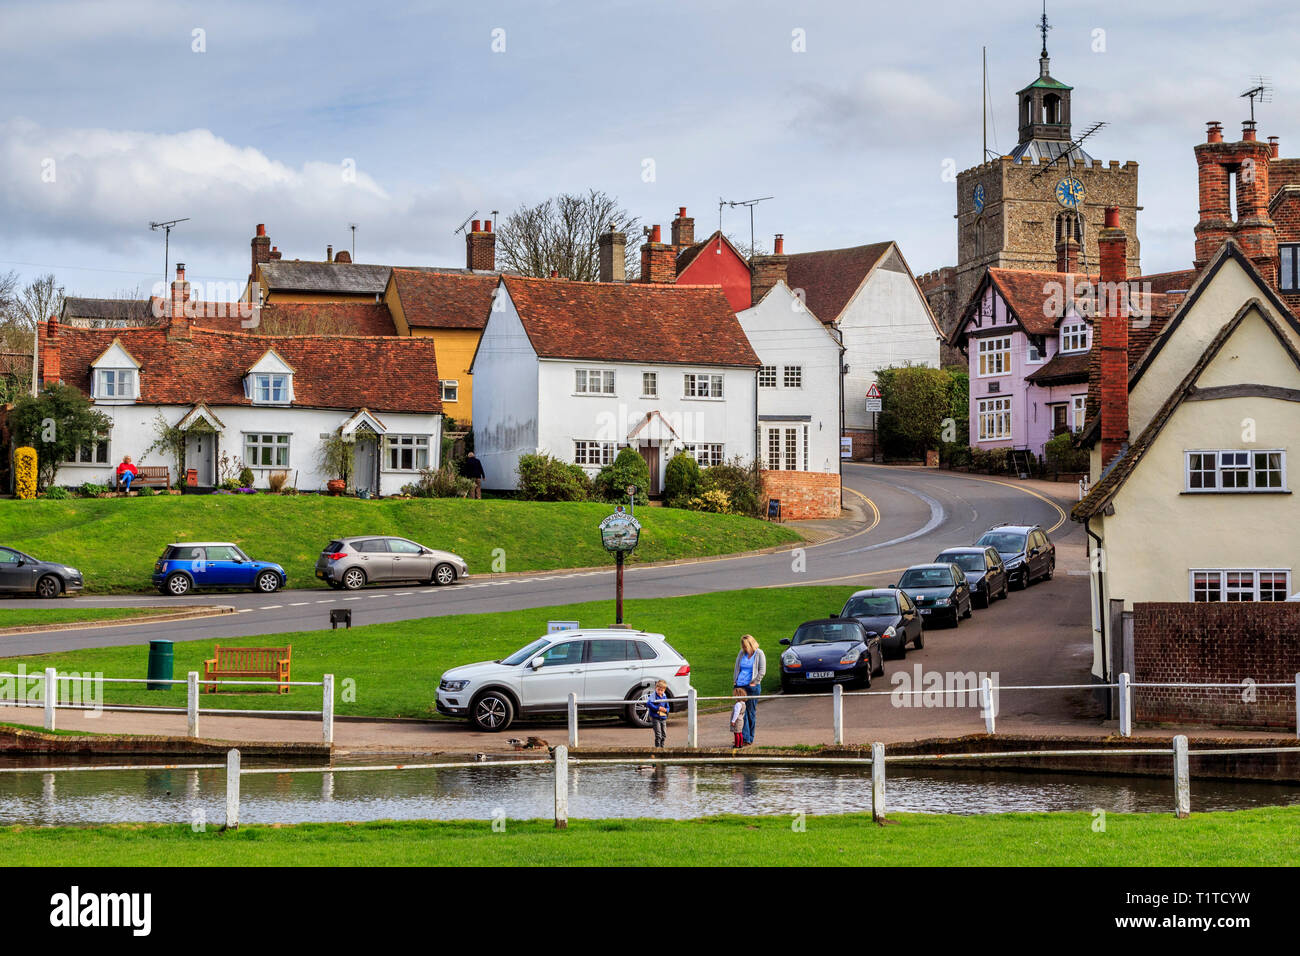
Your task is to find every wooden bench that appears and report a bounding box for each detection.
[117,466,171,491]
[203,645,292,694]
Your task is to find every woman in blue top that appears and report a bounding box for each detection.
[732,634,765,746]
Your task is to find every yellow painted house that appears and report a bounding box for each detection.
[1074,241,1300,678]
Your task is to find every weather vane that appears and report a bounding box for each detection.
[1038,1,1051,56]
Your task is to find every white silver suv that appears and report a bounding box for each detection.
[436,629,692,732]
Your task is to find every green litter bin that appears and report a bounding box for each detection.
[146,639,174,690]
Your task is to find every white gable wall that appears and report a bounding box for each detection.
[470,286,540,489]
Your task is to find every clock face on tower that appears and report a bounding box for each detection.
[972,183,986,214]
[1056,177,1084,209]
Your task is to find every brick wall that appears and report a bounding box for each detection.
[759,469,841,520]
[1133,602,1300,729]
[843,428,876,461]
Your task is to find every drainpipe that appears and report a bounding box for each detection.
[1084,516,1111,718]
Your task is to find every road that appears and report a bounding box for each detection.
[1,464,1081,655]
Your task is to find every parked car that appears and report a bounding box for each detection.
[934,546,1009,608]
[153,543,285,596]
[894,563,973,628]
[838,587,923,659]
[436,628,691,732]
[974,524,1056,590]
[0,546,83,598]
[779,618,883,693]
[316,536,468,590]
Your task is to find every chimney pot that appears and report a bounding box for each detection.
[466,217,497,271]
[1206,121,1223,143]
[651,224,662,244]
[1103,206,1119,229]
[484,219,492,232]
[471,220,481,233]
[599,226,627,282]
[326,245,333,262]
[256,223,266,237]
[549,269,558,278]
[1243,121,1258,142]
[678,206,687,218]
[1269,136,1280,158]
[773,233,784,255]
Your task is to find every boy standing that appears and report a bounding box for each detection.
[646,679,670,748]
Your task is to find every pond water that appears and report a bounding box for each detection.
[1,763,1297,826]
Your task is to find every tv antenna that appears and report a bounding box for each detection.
[348,223,358,260]
[1030,122,1108,180]
[718,196,774,256]
[149,217,190,285]
[453,210,479,236]
[1241,77,1272,124]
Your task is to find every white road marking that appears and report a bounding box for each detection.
[315,600,332,604]
[236,609,252,613]
[289,602,309,606]
[343,597,361,601]
[395,592,413,596]
[260,605,283,610]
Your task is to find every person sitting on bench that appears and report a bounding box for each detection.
[116,455,138,492]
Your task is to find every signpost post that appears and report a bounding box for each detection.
[599,495,642,626]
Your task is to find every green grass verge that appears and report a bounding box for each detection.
[0,496,800,593]
[0,607,171,629]
[1,587,858,718]
[2,808,1295,866]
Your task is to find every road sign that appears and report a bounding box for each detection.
[865,382,882,398]
[865,382,882,412]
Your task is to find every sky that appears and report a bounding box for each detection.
[2,0,1299,302]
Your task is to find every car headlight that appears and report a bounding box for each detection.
[839,649,861,665]
[935,597,951,606]
[781,651,800,667]
[1005,556,1024,568]
[883,625,896,638]
[440,679,469,692]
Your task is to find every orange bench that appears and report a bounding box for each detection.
[203,645,292,694]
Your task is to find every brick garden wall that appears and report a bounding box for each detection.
[759,469,841,520]
[1133,602,1300,729]
[843,428,876,461]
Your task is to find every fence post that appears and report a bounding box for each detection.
[1118,672,1132,738]
[553,744,568,829]
[686,687,698,749]
[44,667,56,731]
[871,741,886,823]
[225,748,241,830]
[1294,673,1299,741]
[1172,734,1190,819]
[187,671,199,737]
[832,683,844,746]
[322,674,334,745]
[567,692,578,749]
[980,677,995,735]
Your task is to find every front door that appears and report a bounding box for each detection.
[185,433,215,487]
[353,438,377,494]
[638,445,660,496]
[1051,404,1068,436]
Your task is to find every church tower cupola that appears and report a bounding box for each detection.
[1012,6,1085,162]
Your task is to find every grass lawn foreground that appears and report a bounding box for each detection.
[0,495,801,594]
[1,808,1295,866]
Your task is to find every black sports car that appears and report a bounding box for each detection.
[837,588,923,659]
[0,546,84,598]
[934,547,1009,608]
[779,618,884,693]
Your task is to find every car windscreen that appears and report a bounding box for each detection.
[501,638,550,666]
[792,622,859,645]
[842,595,897,617]
[324,541,344,554]
[977,532,1027,553]
[938,553,984,572]
[899,568,953,588]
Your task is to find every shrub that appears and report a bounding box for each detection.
[516,453,591,502]
[697,457,763,517]
[219,477,242,491]
[267,470,290,493]
[42,486,70,499]
[1044,433,1089,472]
[688,488,733,514]
[80,482,108,498]
[594,447,650,505]
[14,447,37,499]
[941,444,972,469]
[663,452,700,504]
[406,465,475,498]
[238,466,256,489]
[136,485,156,497]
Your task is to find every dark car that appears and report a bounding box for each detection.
[778,618,883,693]
[934,547,1009,608]
[838,587,923,659]
[895,563,973,628]
[974,524,1056,590]
[0,546,83,598]
[152,542,286,596]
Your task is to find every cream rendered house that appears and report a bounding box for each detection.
[1073,242,1300,681]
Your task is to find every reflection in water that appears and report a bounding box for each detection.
[0,764,1295,826]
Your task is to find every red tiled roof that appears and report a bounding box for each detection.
[500,276,759,367]
[1142,269,1200,293]
[390,268,499,330]
[41,322,441,414]
[783,242,894,324]
[1024,349,1090,384]
[976,268,1180,337]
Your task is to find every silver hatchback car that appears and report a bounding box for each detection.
[315,536,468,590]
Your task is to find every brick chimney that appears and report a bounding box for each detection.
[326,245,333,263]
[599,223,626,282]
[466,219,496,271]
[750,234,789,304]
[1269,136,1280,159]
[250,223,272,290]
[1097,208,1129,468]
[670,206,694,252]
[41,316,60,384]
[334,249,352,263]
[168,263,192,341]
[639,225,675,283]
[1056,237,1079,273]
[1194,119,1277,281]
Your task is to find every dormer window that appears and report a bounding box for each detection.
[253,373,290,404]
[1060,321,1089,354]
[95,368,137,400]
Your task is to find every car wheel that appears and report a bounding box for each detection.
[1044,561,1055,581]
[975,590,989,610]
[327,580,344,590]
[35,575,62,599]
[432,563,457,586]
[872,653,885,677]
[624,687,653,727]
[165,573,191,597]
[963,599,973,619]
[1013,570,1028,591]
[913,628,924,650]
[999,581,1010,600]
[896,636,907,659]
[342,567,367,591]
[254,571,281,593]
[470,691,514,732]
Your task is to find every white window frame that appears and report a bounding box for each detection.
[758,366,777,388]
[977,397,1013,441]
[641,371,658,399]
[683,372,724,399]
[385,434,430,472]
[243,433,290,469]
[1189,569,1291,602]
[1280,244,1300,294]
[441,380,459,403]
[1184,450,1287,492]
[977,336,1012,377]
[1070,395,1087,433]
[94,368,137,401]
[574,368,615,395]
[251,372,291,405]
[684,443,724,468]
[782,365,803,388]
[574,440,615,467]
[1060,321,1089,354]
[62,439,110,466]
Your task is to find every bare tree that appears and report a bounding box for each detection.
[496,189,640,281]
[726,233,769,261]
[11,274,65,338]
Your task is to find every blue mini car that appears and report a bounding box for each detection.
[153,542,286,596]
